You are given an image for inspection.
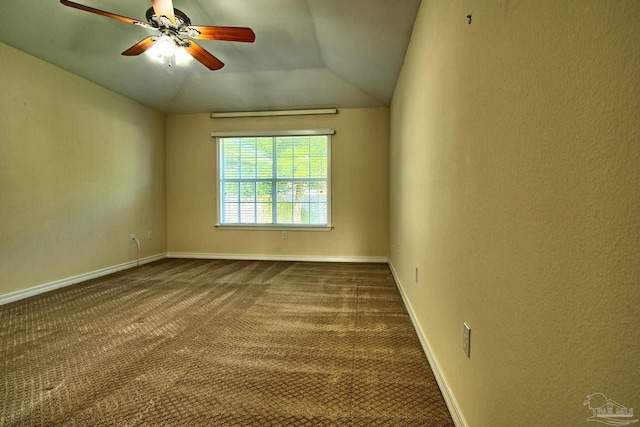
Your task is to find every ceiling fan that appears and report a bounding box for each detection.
[60,0,255,70]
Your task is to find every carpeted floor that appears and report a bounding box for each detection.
[0,259,454,426]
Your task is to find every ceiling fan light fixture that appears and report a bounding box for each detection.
[146,42,190,67]
[155,35,176,57]
[174,47,191,64]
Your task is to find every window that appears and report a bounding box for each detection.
[214,129,332,229]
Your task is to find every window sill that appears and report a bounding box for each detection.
[215,225,333,232]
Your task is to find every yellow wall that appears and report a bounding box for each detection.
[390,1,639,426]
[0,42,166,297]
[166,108,389,259]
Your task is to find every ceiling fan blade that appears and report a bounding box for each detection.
[121,37,156,56]
[60,0,148,27]
[188,26,256,43]
[151,0,176,25]
[184,41,225,70]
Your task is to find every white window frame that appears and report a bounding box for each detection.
[212,129,334,231]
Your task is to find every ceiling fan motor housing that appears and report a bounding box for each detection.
[145,7,190,28]
[145,7,200,46]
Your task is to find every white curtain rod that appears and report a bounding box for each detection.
[211,129,334,138]
[210,108,338,118]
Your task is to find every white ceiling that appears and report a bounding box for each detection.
[0,0,421,114]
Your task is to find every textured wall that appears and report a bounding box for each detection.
[0,42,166,297]
[166,108,389,259]
[390,1,639,426]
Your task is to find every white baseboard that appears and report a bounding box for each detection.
[1,253,387,306]
[0,253,167,306]
[167,252,388,263]
[387,261,468,427]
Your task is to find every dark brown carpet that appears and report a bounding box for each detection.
[1,259,454,426]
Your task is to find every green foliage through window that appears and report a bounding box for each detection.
[219,134,329,226]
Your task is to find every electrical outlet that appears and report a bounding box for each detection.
[282,231,288,239]
[463,323,471,358]
[147,231,153,240]
[130,234,136,243]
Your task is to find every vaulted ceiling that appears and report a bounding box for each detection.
[0,0,421,114]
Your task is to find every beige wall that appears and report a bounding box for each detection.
[0,42,166,297]
[390,1,640,426]
[166,108,389,259]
